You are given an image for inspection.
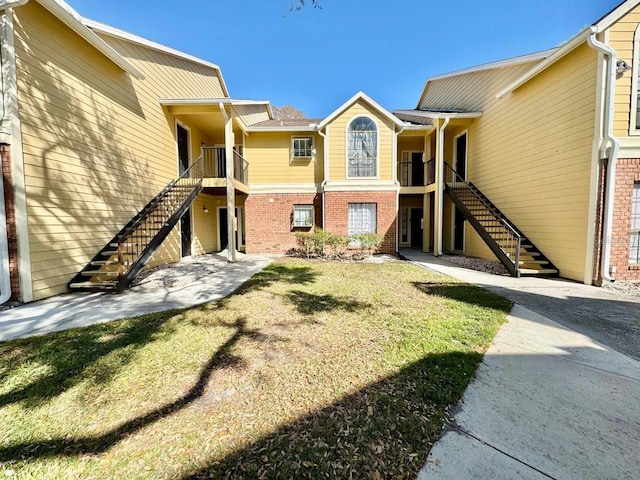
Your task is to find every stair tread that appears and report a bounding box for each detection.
[70,281,117,288]
[520,268,558,275]
[81,271,120,276]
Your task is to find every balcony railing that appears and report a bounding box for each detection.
[399,158,435,186]
[202,146,249,184]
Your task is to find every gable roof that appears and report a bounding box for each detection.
[25,0,145,79]
[416,49,556,108]
[317,91,404,129]
[83,18,230,97]
[415,1,640,107]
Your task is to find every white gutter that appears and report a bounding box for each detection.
[436,116,450,256]
[318,128,327,233]
[587,29,619,282]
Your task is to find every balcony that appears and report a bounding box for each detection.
[202,146,249,191]
[399,158,435,188]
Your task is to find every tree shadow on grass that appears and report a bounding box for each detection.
[413,281,513,313]
[179,351,482,480]
[238,263,319,293]
[0,309,182,409]
[285,290,373,316]
[0,316,280,461]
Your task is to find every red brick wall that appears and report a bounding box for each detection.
[1,144,20,301]
[608,158,640,281]
[245,193,322,253]
[324,191,397,254]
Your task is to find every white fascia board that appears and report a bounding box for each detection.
[158,98,270,107]
[245,125,317,132]
[401,124,436,131]
[317,91,404,129]
[415,48,557,108]
[37,0,145,79]
[495,27,593,99]
[394,109,483,120]
[594,0,640,32]
[82,17,235,93]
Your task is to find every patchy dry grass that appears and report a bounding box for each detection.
[0,259,511,479]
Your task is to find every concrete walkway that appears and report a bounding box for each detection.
[0,253,272,342]
[402,251,640,479]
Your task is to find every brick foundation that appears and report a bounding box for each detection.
[605,158,640,281]
[245,193,323,253]
[324,191,397,254]
[1,144,20,301]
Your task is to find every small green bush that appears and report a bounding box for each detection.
[351,232,384,256]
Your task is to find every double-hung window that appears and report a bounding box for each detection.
[291,136,313,160]
[348,203,376,236]
[292,204,314,228]
[347,117,377,177]
[630,183,640,264]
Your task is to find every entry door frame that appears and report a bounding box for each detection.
[401,150,424,186]
[452,130,468,252]
[217,205,245,251]
[176,120,193,257]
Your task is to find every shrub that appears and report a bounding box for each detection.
[351,232,384,256]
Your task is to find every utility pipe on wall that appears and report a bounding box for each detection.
[587,28,619,282]
[393,125,404,253]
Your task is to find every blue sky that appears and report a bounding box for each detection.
[68,0,622,118]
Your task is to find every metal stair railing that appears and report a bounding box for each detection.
[69,156,204,292]
[114,156,203,291]
[444,163,522,277]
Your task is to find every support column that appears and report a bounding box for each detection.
[422,193,431,253]
[221,104,236,263]
[434,117,450,256]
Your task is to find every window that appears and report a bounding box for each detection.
[630,183,640,264]
[348,203,377,236]
[292,136,313,160]
[348,116,377,177]
[292,204,314,228]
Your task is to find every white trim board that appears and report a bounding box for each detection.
[318,91,403,130]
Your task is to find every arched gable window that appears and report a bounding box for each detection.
[348,116,377,177]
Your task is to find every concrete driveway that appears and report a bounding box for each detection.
[402,251,640,480]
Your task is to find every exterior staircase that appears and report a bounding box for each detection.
[69,157,204,293]
[444,163,559,278]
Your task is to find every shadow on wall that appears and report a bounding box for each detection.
[12,6,185,296]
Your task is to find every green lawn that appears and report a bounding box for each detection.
[0,258,511,479]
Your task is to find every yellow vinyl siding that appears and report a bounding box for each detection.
[244,132,324,185]
[608,5,640,136]
[465,43,598,282]
[15,2,225,299]
[234,104,270,127]
[326,100,394,181]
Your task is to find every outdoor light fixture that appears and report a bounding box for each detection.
[203,206,209,213]
[616,59,632,76]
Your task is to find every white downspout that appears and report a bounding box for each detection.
[318,128,327,231]
[0,153,9,304]
[0,1,28,304]
[393,125,404,253]
[436,116,450,256]
[588,29,619,282]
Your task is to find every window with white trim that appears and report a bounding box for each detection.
[632,25,640,132]
[291,136,313,160]
[348,203,376,237]
[348,117,377,177]
[292,204,314,228]
[630,183,640,264]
